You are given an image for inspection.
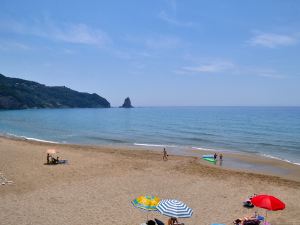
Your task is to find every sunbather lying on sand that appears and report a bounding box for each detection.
[233,217,260,225]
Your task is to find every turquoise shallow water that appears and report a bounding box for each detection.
[0,107,300,165]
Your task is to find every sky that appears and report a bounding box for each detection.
[0,0,300,106]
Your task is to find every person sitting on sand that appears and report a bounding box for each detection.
[163,148,168,161]
[243,193,257,208]
[146,220,156,225]
[50,156,59,164]
[46,154,49,164]
[168,217,184,225]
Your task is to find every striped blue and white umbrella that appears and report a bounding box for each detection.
[157,199,193,218]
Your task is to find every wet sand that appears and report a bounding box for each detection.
[0,136,299,225]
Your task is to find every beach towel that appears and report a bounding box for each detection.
[58,159,68,164]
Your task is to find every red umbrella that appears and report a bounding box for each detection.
[251,195,285,224]
[251,195,285,210]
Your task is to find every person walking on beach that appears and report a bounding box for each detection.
[163,148,168,161]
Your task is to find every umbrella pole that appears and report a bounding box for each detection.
[265,210,268,225]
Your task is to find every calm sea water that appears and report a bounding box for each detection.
[0,107,300,165]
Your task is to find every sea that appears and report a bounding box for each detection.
[0,107,300,165]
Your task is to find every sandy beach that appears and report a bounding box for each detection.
[0,137,300,225]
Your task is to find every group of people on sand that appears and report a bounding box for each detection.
[214,152,223,161]
[234,196,264,225]
[163,148,224,163]
[46,153,59,164]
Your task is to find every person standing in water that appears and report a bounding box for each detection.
[214,153,218,160]
[219,153,223,166]
[163,148,168,161]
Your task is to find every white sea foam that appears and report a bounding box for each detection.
[3,132,59,144]
[192,147,215,151]
[4,133,22,138]
[261,154,300,166]
[134,143,177,148]
[21,137,59,144]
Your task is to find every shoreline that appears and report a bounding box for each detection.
[1,135,300,182]
[3,131,300,166]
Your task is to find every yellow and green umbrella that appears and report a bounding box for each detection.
[132,195,160,211]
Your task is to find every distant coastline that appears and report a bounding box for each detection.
[0,73,110,109]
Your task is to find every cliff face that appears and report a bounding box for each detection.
[0,74,110,109]
[121,97,133,108]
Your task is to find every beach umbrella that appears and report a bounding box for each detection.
[132,195,160,221]
[157,199,193,218]
[132,195,160,211]
[46,149,57,154]
[251,195,285,224]
[251,195,285,210]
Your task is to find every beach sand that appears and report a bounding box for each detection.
[0,137,300,225]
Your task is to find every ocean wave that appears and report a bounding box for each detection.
[3,132,59,144]
[22,137,60,144]
[178,136,215,143]
[191,146,235,153]
[134,143,178,148]
[86,136,127,144]
[180,130,217,137]
[191,147,216,151]
[257,142,280,147]
[257,142,300,151]
[261,154,300,166]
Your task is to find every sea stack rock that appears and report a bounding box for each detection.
[121,97,133,108]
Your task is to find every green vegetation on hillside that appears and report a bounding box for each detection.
[0,74,110,109]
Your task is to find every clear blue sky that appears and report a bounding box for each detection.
[1,0,300,106]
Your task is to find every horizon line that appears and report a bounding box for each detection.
[111,105,300,108]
